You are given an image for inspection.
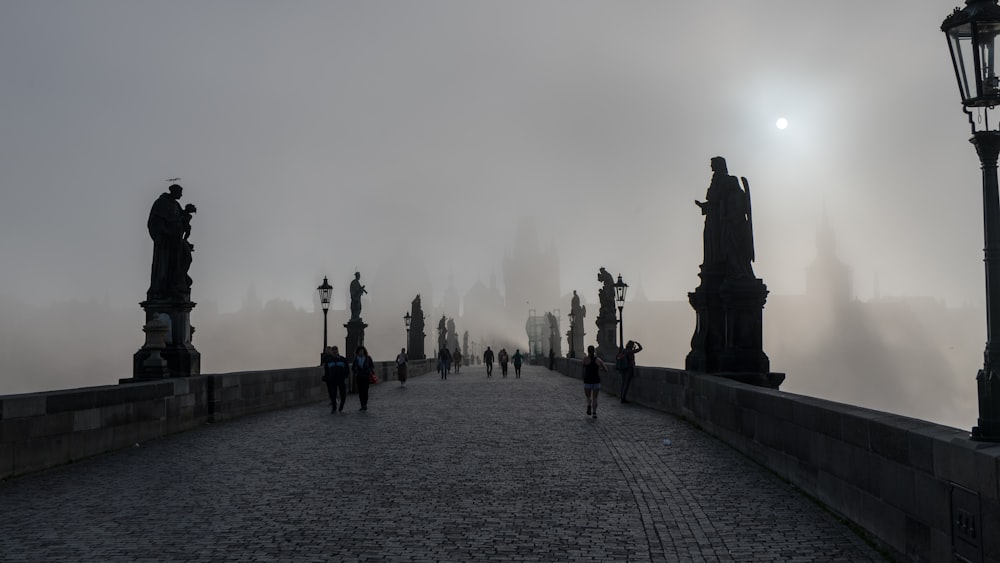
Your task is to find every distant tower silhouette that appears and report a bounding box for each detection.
[503,217,560,326]
[805,209,852,303]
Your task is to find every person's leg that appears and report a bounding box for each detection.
[620,369,632,403]
[337,378,347,411]
[591,388,599,418]
[357,377,369,410]
[585,388,592,415]
[326,381,337,412]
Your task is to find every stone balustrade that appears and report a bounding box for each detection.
[553,357,999,563]
[0,359,433,480]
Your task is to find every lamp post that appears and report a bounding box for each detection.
[943,0,1000,441]
[317,276,333,352]
[404,311,412,352]
[614,274,628,352]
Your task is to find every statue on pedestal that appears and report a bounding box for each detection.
[131,182,200,381]
[569,290,586,358]
[410,295,426,359]
[595,267,618,361]
[687,157,778,386]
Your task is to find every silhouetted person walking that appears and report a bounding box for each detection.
[513,349,523,378]
[439,347,451,380]
[483,346,494,377]
[583,345,608,419]
[498,348,509,377]
[322,346,349,413]
[353,345,374,411]
[396,347,408,387]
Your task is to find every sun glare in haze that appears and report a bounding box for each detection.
[775,117,789,130]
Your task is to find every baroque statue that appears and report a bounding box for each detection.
[147,183,196,300]
[349,271,367,321]
[694,156,755,279]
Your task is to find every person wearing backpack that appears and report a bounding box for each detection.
[512,349,524,378]
[322,346,350,413]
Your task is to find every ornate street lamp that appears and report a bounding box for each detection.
[317,276,333,352]
[614,274,628,352]
[404,311,412,352]
[943,0,1000,441]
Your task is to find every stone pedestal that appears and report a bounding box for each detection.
[569,320,585,359]
[595,316,617,362]
[345,319,367,393]
[686,265,725,373]
[129,297,200,381]
[718,277,770,374]
[685,283,724,373]
[345,319,368,360]
[686,266,781,389]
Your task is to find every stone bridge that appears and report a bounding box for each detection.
[0,360,997,562]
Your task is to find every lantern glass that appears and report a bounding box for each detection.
[947,19,1000,107]
[614,275,628,307]
[317,277,333,311]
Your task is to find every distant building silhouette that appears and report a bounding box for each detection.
[502,217,560,333]
[805,209,852,304]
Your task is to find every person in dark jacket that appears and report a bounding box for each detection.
[483,346,495,377]
[352,345,375,411]
[322,346,350,413]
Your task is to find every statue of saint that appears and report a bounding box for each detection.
[597,267,615,320]
[571,290,585,324]
[349,272,367,321]
[147,184,194,300]
[437,315,448,352]
[695,157,737,267]
[694,157,755,278]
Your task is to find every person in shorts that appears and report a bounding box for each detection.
[582,345,608,419]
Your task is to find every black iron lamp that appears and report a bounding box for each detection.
[943,0,1000,441]
[614,274,628,351]
[317,276,333,351]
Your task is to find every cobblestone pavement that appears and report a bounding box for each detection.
[0,366,885,562]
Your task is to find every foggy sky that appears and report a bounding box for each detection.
[0,2,990,425]
[0,1,980,311]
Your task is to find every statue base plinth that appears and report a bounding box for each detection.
[345,319,367,394]
[718,277,770,374]
[130,297,200,381]
[345,319,368,361]
[686,272,772,384]
[685,279,724,373]
[595,317,617,362]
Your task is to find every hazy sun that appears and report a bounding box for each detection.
[776,117,789,130]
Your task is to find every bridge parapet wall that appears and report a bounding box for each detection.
[554,358,1000,563]
[0,359,433,480]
